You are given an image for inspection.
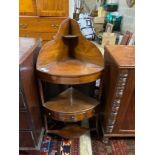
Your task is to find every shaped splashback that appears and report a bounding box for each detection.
[36,18,104,84]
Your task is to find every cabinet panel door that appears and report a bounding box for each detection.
[19,131,35,147]
[19,0,37,15]
[19,111,32,130]
[20,39,42,144]
[113,69,135,134]
[37,0,69,17]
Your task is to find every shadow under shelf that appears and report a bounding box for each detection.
[62,35,78,39]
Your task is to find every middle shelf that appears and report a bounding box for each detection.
[43,87,99,122]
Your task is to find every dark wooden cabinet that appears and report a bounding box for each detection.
[101,45,135,140]
[19,37,43,152]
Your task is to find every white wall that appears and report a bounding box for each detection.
[118,0,135,34]
[69,0,97,17]
[69,0,74,18]
[69,0,135,34]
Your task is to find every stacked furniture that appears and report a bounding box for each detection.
[19,0,69,44]
[19,37,43,154]
[36,18,104,138]
[100,45,135,142]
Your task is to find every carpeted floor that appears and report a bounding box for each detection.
[41,136,79,155]
[40,135,135,155]
[20,135,135,155]
[91,138,135,155]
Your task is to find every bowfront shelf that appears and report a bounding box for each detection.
[37,59,103,84]
[43,87,99,122]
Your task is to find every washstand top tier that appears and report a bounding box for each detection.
[36,18,104,84]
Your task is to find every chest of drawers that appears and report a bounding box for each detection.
[19,0,69,44]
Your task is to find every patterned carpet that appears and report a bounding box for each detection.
[20,136,135,155]
[91,138,135,155]
[41,136,79,155]
[40,136,135,155]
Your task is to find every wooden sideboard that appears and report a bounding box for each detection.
[19,37,43,154]
[100,45,135,141]
[19,0,69,44]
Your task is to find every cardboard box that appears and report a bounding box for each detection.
[93,17,105,34]
[94,17,105,23]
[98,7,107,17]
[101,32,116,47]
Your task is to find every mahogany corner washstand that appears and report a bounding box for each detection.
[36,18,104,138]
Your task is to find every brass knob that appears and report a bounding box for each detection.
[20,23,27,29]
[51,24,58,29]
[70,115,75,120]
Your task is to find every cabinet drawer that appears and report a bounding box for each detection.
[19,111,31,130]
[19,17,66,33]
[19,131,35,147]
[19,31,55,41]
[19,89,26,109]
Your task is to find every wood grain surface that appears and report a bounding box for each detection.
[36,18,104,84]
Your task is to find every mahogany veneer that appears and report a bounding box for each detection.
[36,18,104,138]
[100,45,135,142]
[44,87,98,122]
[36,18,104,84]
[19,38,43,152]
[47,124,88,138]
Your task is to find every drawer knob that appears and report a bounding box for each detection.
[20,23,27,29]
[69,115,75,121]
[51,24,59,29]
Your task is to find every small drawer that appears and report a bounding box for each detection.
[46,109,95,122]
[19,17,66,33]
[19,111,31,130]
[19,131,35,148]
[19,89,26,110]
[19,31,55,41]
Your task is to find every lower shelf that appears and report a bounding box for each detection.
[43,87,99,122]
[46,124,89,138]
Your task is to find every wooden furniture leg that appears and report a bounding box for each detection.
[44,114,48,135]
